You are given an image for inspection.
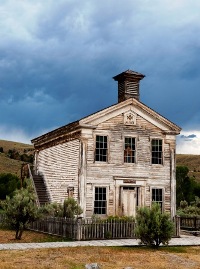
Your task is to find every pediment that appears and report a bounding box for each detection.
[79,98,181,134]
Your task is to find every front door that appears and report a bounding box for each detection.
[122,187,136,217]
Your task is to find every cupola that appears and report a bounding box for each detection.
[113,70,145,102]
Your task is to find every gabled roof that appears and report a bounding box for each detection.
[31,98,181,149]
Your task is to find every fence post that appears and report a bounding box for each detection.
[175,215,180,237]
[76,217,82,241]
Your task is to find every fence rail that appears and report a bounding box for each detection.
[29,217,77,239]
[180,216,200,231]
[0,214,181,240]
[28,217,136,240]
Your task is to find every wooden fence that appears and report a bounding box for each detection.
[28,217,136,240]
[180,216,200,231]
[0,214,181,240]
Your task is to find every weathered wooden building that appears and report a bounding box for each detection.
[31,70,181,218]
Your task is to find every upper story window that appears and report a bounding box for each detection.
[152,188,163,212]
[95,135,107,162]
[151,139,163,164]
[124,137,135,163]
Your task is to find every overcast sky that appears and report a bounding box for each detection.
[0,0,200,154]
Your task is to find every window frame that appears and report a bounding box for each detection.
[151,188,164,212]
[95,135,108,162]
[93,186,107,215]
[151,138,163,165]
[124,136,136,164]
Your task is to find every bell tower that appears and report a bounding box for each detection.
[113,70,145,102]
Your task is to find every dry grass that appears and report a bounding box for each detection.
[0,229,200,268]
[0,246,200,269]
[176,154,200,182]
[0,140,34,177]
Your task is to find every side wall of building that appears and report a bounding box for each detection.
[36,139,80,203]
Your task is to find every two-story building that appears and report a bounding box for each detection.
[31,70,181,218]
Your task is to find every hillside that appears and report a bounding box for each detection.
[176,154,200,182]
[0,140,34,177]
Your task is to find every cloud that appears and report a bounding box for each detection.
[0,0,200,154]
[177,131,200,154]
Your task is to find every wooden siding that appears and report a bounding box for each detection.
[37,139,80,203]
[83,112,176,217]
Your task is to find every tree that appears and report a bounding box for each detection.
[135,203,174,248]
[63,197,83,218]
[1,184,39,239]
[176,166,196,206]
[0,173,21,200]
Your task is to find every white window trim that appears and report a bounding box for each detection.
[93,185,109,216]
[123,135,138,164]
[150,138,164,166]
[150,187,165,212]
[94,134,109,163]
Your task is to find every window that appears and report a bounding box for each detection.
[95,135,107,162]
[151,139,163,164]
[94,187,107,214]
[124,137,135,163]
[152,188,163,211]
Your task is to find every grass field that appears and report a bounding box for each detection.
[176,154,200,182]
[0,139,34,177]
[0,229,200,269]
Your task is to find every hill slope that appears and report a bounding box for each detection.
[0,140,34,177]
[176,154,200,182]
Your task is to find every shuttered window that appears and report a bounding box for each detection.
[151,139,163,164]
[95,135,108,162]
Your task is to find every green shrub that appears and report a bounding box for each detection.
[0,173,21,200]
[63,197,83,218]
[1,184,39,239]
[39,202,63,217]
[135,203,174,248]
[177,196,200,217]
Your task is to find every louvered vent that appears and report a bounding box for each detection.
[113,70,145,103]
[126,81,139,100]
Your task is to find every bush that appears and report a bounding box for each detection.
[63,197,83,218]
[39,202,63,217]
[0,173,21,200]
[1,183,39,239]
[177,196,200,217]
[135,203,174,248]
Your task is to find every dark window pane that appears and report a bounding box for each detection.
[94,187,107,215]
[95,136,108,162]
[124,137,136,163]
[152,139,163,164]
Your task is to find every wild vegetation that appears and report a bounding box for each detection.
[135,203,174,248]
[0,177,83,240]
[177,154,200,182]
[0,139,34,177]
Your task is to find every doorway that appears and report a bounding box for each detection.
[122,187,137,217]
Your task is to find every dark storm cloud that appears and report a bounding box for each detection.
[0,0,200,153]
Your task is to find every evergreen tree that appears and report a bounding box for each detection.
[135,203,174,248]
[1,183,39,239]
[0,173,21,200]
